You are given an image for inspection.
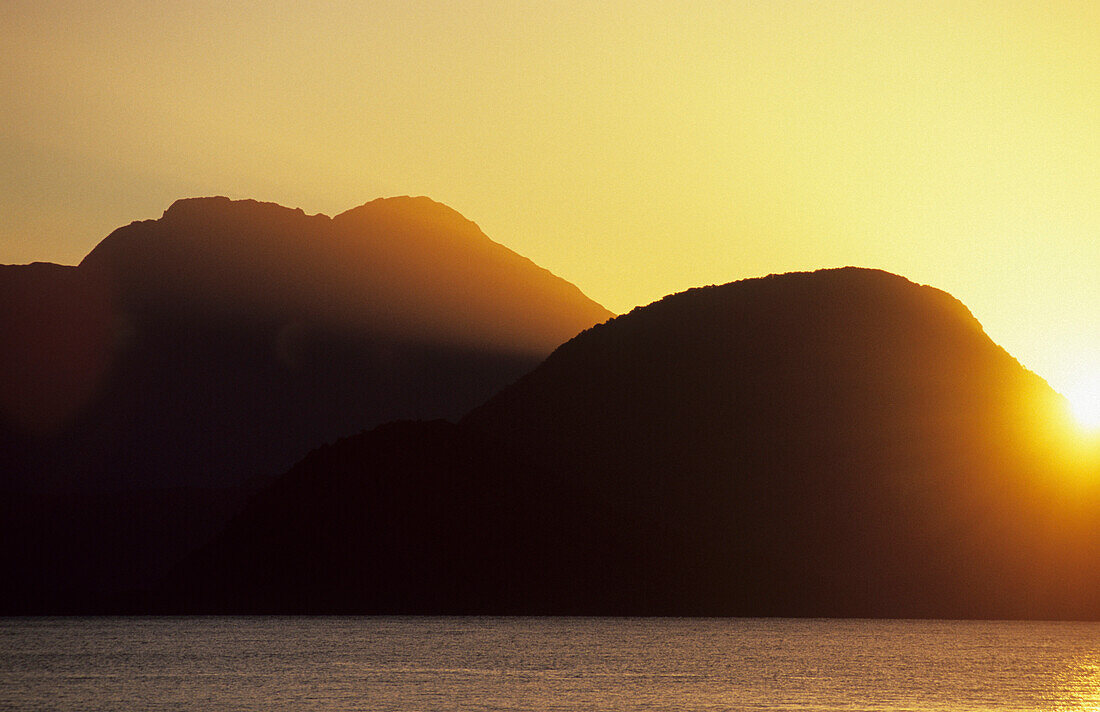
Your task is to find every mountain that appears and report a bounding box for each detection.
[158,268,1100,618]
[152,420,600,614]
[1,196,609,492]
[0,196,610,612]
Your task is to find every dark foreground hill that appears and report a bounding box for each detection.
[157,268,1100,619]
[0,196,609,612]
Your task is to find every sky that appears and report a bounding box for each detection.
[1,1,1097,401]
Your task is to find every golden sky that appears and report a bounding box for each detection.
[2,1,1097,400]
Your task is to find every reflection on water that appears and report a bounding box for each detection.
[1055,659,1100,712]
[2,617,1099,711]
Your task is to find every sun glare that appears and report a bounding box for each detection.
[1066,375,1100,432]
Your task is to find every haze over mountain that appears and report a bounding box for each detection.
[0,195,609,611]
[1,195,609,492]
[161,268,1100,619]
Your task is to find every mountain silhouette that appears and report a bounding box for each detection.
[0,196,609,612]
[156,268,1100,618]
[1,196,609,492]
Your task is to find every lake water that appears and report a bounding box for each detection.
[2,617,1098,711]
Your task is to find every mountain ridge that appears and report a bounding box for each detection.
[157,267,1099,619]
[0,194,611,613]
[75,195,609,353]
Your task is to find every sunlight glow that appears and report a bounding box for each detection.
[1066,375,1100,432]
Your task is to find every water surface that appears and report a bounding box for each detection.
[2,617,1098,711]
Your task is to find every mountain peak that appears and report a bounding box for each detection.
[161,196,320,223]
[163,195,234,217]
[76,194,609,353]
[651,266,980,327]
[341,194,463,217]
[333,195,489,242]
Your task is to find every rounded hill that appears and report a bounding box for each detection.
[163,268,1099,618]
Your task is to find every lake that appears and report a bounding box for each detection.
[2,617,1098,710]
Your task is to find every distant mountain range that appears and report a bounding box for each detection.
[156,268,1100,619]
[0,196,610,611]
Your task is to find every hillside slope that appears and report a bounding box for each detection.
[161,268,1100,618]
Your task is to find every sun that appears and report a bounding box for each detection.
[1065,374,1100,432]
